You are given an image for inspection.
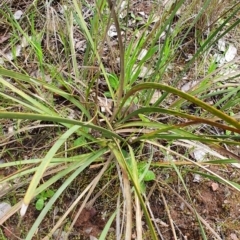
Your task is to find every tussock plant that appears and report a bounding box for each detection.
[0,0,240,239]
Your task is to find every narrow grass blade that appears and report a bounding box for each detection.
[72,0,114,99]
[0,68,91,119]
[121,83,240,129]
[21,125,81,216]
[99,210,117,240]
[108,141,158,240]
[117,107,240,134]
[0,112,124,141]
[25,148,107,240]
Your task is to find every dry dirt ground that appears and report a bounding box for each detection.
[1,0,240,239]
[2,162,240,239]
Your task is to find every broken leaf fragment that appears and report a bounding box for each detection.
[20,203,28,216]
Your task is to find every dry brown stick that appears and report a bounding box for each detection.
[158,181,222,240]
[160,188,178,240]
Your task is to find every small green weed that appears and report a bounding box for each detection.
[35,189,55,211]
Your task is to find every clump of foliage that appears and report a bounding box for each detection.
[0,0,240,239]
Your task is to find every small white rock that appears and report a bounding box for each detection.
[8,126,14,134]
[214,53,226,66]
[59,5,67,14]
[107,25,117,37]
[0,202,11,218]
[53,229,67,240]
[193,174,201,183]
[225,44,237,62]
[84,227,93,234]
[21,36,31,48]
[193,148,207,162]
[218,39,226,52]
[138,49,148,60]
[90,236,98,240]
[13,10,23,20]
[4,44,22,61]
[138,11,146,17]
